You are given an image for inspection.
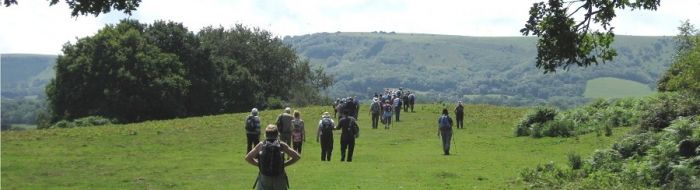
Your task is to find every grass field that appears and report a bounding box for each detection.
[1,104,627,189]
[584,77,653,99]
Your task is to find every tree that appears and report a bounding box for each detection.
[47,20,190,122]
[521,0,660,73]
[657,21,700,95]
[3,0,141,16]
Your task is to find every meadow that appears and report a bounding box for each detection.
[1,104,628,189]
[584,77,653,99]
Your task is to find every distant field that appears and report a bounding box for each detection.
[1,104,627,189]
[584,77,653,99]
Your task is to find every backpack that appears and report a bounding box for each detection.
[320,118,334,136]
[370,102,380,114]
[245,116,258,132]
[383,104,393,113]
[439,115,451,130]
[258,140,285,176]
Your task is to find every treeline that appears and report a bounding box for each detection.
[45,19,333,126]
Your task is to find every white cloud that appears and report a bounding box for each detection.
[1,0,698,54]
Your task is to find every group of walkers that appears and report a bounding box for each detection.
[244,89,477,190]
[244,106,359,189]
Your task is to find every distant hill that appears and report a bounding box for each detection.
[283,32,675,107]
[1,54,56,99]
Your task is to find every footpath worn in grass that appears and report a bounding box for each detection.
[1,104,626,189]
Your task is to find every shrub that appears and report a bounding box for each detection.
[514,107,557,137]
[49,116,113,129]
[588,149,623,173]
[542,119,575,137]
[568,153,582,170]
[612,132,658,159]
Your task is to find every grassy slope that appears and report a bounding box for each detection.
[584,77,654,99]
[1,104,626,189]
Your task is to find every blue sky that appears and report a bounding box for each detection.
[1,0,698,54]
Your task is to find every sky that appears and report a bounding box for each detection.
[1,0,699,55]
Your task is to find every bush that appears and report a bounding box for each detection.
[588,149,623,173]
[49,116,113,129]
[640,93,700,131]
[612,132,658,159]
[514,107,557,137]
[542,119,575,137]
[568,153,582,170]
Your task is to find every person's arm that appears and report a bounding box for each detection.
[316,121,321,142]
[245,142,262,166]
[280,142,301,166]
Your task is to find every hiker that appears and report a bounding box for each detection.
[317,112,335,161]
[369,97,381,129]
[393,96,402,122]
[408,93,416,112]
[333,98,340,118]
[291,110,305,154]
[336,99,345,120]
[437,108,454,155]
[336,110,359,162]
[353,96,360,119]
[245,124,301,190]
[344,97,356,120]
[454,101,465,129]
[245,108,262,153]
[276,107,294,146]
[402,94,410,112]
[382,100,393,129]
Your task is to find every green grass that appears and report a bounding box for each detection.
[584,77,654,99]
[1,104,627,189]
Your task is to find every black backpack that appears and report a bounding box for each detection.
[258,140,285,176]
[245,116,258,132]
[320,118,334,136]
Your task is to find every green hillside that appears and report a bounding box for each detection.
[0,53,56,99]
[284,33,673,107]
[584,77,654,99]
[1,104,626,189]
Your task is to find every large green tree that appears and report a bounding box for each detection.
[47,20,190,122]
[46,19,333,123]
[3,0,140,16]
[521,0,660,73]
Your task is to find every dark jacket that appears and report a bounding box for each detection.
[336,116,359,141]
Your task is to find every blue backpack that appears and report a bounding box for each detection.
[439,115,451,130]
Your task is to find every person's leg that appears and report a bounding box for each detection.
[298,142,303,154]
[246,134,255,153]
[347,140,355,162]
[445,132,452,154]
[340,141,348,161]
[441,132,449,155]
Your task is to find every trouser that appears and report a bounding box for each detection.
[293,142,303,154]
[320,136,333,161]
[383,113,392,129]
[246,133,260,153]
[340,139,356,162]
[456,115,464,129]
[410,102,414,112]
[371,112,380,129]
[394,107,401,122]
[441,130,452,154]
[404,103,409,112]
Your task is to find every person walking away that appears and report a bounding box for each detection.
[408,93,416,112]
[276,107,294,146]
[454,101,465,129]
[402,94,410,112]
[344,97,356,120]
[437,109,454,155]
[245,124,301,190]
[317,112,335,161]
[382,100,393,129]
[393,96,402,122]
[245,108,262,153]
[291,110,305,154]
[333,98,340,118]
[353,96,360,119]
[369,97,381,129]
[336,110,360,162]
[336,99,345,120]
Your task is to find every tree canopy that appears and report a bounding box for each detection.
[521,0,660,73]
[47,19,332,123]
[3,0,141,16]
[657,20,700,95]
